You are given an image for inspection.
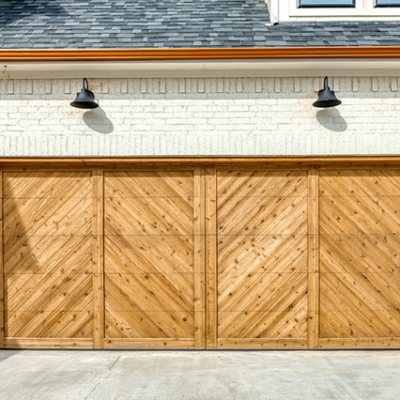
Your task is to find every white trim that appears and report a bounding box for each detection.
[268,0,400,22]
[5,59,400,79]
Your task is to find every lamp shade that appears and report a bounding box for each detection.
[313,77,342,108]
[70,78,99,109]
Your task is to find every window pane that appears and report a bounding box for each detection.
[298,0,355,6]
[376,0,400,6]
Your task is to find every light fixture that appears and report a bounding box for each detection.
[70,78,99,109]
[313,76,342,108]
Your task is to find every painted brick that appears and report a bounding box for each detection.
[0,77,400,156]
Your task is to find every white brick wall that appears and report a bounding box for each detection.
[1,76,400,156]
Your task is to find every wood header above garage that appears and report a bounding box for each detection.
[1,46,400,62]
[2,156,400,166]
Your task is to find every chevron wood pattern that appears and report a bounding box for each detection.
[216,170,308,342]
[320,170,400,339]
[104,171,196,341]
[2,164,400,350]
[3,172,93,339]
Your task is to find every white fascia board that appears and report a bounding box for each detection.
[4,58,400,79]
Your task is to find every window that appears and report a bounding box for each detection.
[375,0,400,6]
[267,0,400,22]
[298,0,355,7]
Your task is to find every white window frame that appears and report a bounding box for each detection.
[267,0,400,23]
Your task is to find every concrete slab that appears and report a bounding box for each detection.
[0,350,399,400]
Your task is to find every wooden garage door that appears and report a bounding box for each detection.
[103,169,205,349]
[319,169,400,349]
[209,168,310,349]
[2,163,400,351]
[2,171,94,349]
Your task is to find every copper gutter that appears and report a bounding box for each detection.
[1,47,400,62]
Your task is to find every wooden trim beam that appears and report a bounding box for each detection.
[4,338,93,349]
[2,47,400,62]
[92,167,105,349]
[194,167,206,349]
[307,166,320,350]
[206,166,217,349]
[319,338,400,349]
[104,338,195,349]
[3,156,400,166]
[218,338,308,350]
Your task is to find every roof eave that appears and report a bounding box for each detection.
[2,46,400,62]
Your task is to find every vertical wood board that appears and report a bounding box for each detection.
[93,167,104,349]
[308,166,319,349]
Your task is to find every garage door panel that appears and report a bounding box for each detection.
[5,272,93,312]
[320,310,400,338]
[2,171,94,343]
[7,309,93,339]
[320,169,400,341]
[105,236,193,274]
[4,197,93,240]
[321,234,400,275]
[215,169,308,348]
[105,197,194,238]
[4,234,93,275]
[105,310,194,339]
[105,273,193,312]
[4,172,90,199]
[104,169,203,347]
[219,309,308,339]
[218,231,308,281]
[218,178,307,238]
[219,271,308,313]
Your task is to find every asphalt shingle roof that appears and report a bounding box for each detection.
[0,0,400,49]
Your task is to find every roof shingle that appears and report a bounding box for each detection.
[0,0,400,49]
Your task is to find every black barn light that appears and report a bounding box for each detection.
[70,78,99,109]
[313,76,342,108]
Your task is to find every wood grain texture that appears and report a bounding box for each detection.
[217,170,308,347]
[218,338,307,349]
[193,167,206,349]
[308,167,319,349]
[104,338,194,349]
[4,163,400,350]
[319,338,400,349]
[104,170,198,347]
[93,168,104,349]
[4,338,93,349]
[319,169,400,342]
[206,166,217,349]
[3,172,94,340]
[4,157,400,166]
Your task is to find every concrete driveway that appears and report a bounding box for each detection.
[0,350,399,400]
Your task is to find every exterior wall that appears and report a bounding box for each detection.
[1,76,400,157]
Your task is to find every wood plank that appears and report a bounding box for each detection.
[104,338,194,349]
[0,169,3,348]
[308,166,319,349]
[193,167,206,349]
[93,167,104,349]
[4,338,93,349]
[4,156,400,166]
[319,338,400,349]
[206,166,217,349]
[218,338,307,349]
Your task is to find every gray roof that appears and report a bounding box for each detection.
[0,0,400,49]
